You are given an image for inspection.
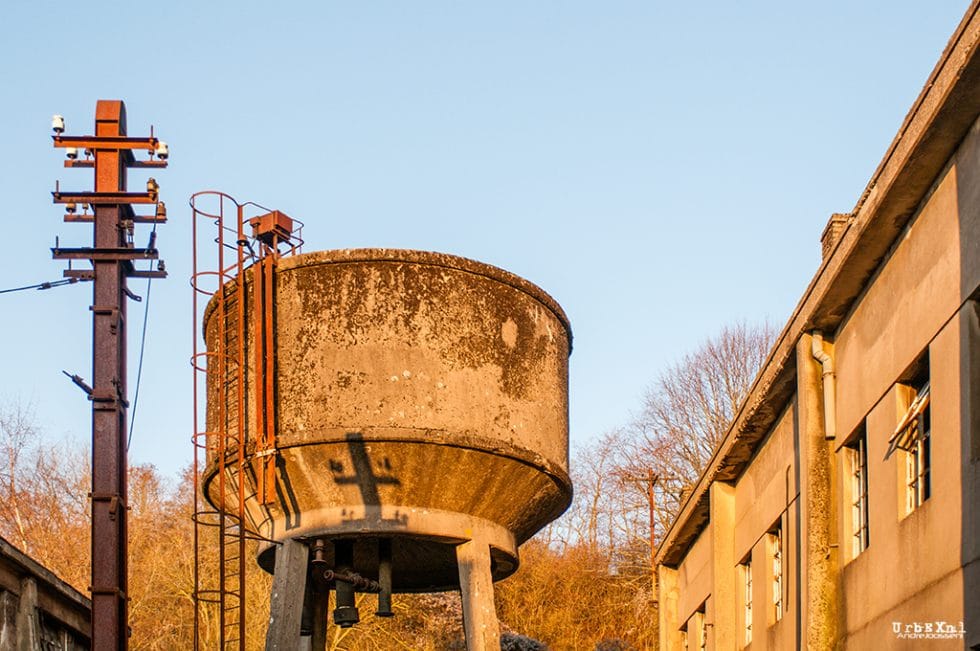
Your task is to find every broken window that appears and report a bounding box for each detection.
[884,381,930,460]
[884,361,931,514]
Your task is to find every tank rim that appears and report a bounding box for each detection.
[278,248,572,344]
[202,248,573,349]
[202,430,573,495]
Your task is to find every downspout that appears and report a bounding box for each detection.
[810,331,836,439]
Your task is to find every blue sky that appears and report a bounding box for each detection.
[0,2,970,479]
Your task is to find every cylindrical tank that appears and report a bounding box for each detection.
[203,249,571,591]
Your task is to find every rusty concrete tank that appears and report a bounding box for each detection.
[202,248,571,644]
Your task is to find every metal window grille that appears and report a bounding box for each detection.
[906,421,931,511]
[742,561,752,645]
[849,434,869,555]
[771,528,783,622]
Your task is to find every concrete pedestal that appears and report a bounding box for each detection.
[456,537,501,651]
[264,535,504,650]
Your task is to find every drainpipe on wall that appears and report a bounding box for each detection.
[798,333,839,649]
[810,331,837,440]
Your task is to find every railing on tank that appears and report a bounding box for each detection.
[189,191,304,650]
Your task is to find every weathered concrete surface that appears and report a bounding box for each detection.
[708,482,736,650]
[203,249,572,591]
[733,402,798,649]
[656,565,680,651]
[456,538,501,651]
[796,334,839,650]
[674,517,712,629]
[265,538,309,651]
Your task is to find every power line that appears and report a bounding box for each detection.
[0,277,90,295]
[126,276,153,451]
[128,219,161,451]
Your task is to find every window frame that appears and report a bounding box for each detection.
[903,379,931,513]
[769,525,784,623]
[740,557,752,646]
[845,427,870,556]
[884,354,931,516]
[905,390,932,513]
[699,608,707,651]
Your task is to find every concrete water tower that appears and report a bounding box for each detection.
[192,193,572,650]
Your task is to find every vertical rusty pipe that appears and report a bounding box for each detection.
[310,538,330,649]
[333,540,359,628]
[216,198,228,642]
[235,204,247,648]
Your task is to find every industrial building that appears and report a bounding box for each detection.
[0,535,90,649]
[655,3,980,649]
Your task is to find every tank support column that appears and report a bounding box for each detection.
[456,537,501,651]
[265,538,309,650]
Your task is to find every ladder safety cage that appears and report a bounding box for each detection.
[190,191,303,650]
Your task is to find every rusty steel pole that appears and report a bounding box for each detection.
[51,100,167,650]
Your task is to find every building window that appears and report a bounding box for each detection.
[683,606,707,651]
[770,526,783,622]
[885,371,931,513]
[906,378,931,511]
[699,606,707,651]
[846,427,869,556]
[740,558,752,645]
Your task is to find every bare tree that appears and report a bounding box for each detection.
[0,402,38,553]
[628,320,777,537]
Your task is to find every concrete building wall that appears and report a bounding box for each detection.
[733,402,798,651]
[835,134,969,439]
[676,520,713,628]
[733,401,796,560]
[831,117,980,649]
[659,141,979,648]
[669,404,800,650]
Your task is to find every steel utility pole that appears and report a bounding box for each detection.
[51,101,167,650]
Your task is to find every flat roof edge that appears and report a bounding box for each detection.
[0,534,91,611]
